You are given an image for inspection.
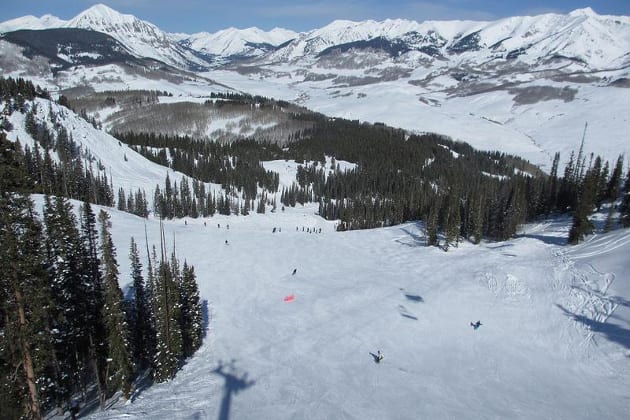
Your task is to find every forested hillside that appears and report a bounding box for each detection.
[1,78,205,419]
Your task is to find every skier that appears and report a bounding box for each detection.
[376,350,384,363]
[292,268,297,275]
[470,320,482,330]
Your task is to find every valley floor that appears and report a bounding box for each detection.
[63,204,630,419]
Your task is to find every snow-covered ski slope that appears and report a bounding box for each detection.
[70,203,630,419]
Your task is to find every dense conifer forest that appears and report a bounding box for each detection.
[1,78,205,419]
[113,104,628,244]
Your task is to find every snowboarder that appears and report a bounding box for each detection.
[225,240,229,245]
[292,268,297,275]
[376,350,384,363]
[470,320,482,330]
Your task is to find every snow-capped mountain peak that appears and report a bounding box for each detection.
[65,3,170,45]
[60,3,210,69]
[0,13,66,33]
[569,7,598,17]
[184,26,298,57]
[70,3,128,22]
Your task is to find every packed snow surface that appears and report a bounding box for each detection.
[56,201,629,420]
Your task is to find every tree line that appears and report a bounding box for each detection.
[3,76,630,247]
[115,131,281,201]
[14,97,115,207]
[112,107,630,246]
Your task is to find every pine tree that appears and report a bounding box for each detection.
[0,192,53,420]
[152,223,183,382]
[606,155,624,202]
[620,169,630,228]
[79,202,108,406]
[568,165,598,244]
[129,237,156,369]
[443,189,461,251]
[179,261,203,358]
[44,195,91,411]
[425,195,441,247]
[98,210,134,399]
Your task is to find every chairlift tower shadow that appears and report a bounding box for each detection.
[212,360,256,420]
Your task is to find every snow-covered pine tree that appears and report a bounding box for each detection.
[152,223,183,382]
[0,194,55,420]
[0,136,54,419]
[620,168,630,228]
[606,155,624,203]
[179,261,203,357]
[79,201,108,407]
[129,237,156,369]
[98,210,134,399]
[44,195,91,411]
[568,163,599,244]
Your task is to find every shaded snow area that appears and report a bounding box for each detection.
[51,203,629,420]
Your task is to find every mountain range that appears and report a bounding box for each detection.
[2,4,628,68]
[1,3,629,167]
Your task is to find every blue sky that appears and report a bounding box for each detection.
[1,1,628,33]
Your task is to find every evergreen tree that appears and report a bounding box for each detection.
[152,224,183,382]
[425,195,441,247]
[129,237,156,369]
[0,193,53,418]
[443,189,461,251]
[606,155,624,202]
[179,261,203,358]
[620,169,630,228]
[79,202,107,407]
[98,210,134,399]
[44,195,90,411]
[568,164,599,244]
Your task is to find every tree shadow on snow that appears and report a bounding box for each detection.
[556,304,630,351]
[609,295,630,308]
[212,360,256,420]
[486,243,514,250]
[396,223,426,247]
[516,233,568,246]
